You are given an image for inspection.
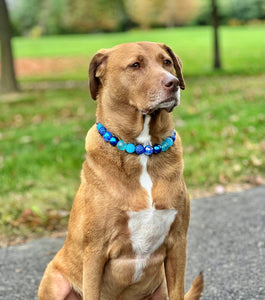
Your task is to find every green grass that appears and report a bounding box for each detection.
[0,26,264,242]
[178,75,264,186]
[13,25,264,77]
[0,89,97,239]
[0,75,263,241]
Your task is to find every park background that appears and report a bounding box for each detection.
[0,0,264,245]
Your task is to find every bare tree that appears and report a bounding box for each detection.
[0,0,19,93]
[211,0,221,69]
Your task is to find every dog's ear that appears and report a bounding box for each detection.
[89,50,108,100]
[160,44,185,90]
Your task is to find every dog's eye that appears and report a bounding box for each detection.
[130,62,140,69]
[164,59,172,65]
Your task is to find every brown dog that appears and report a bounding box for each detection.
[38,42,203,300]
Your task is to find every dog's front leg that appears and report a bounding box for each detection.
[82,247,107,300]
[165,235,187,300]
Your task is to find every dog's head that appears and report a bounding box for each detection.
[89,42,185,114]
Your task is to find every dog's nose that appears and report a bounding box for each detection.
[162,75,179,92]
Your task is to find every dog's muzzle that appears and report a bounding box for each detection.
[141,89,181,115]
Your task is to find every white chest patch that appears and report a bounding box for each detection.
[128,115,178,283]
[128,208,177,282]
[136,115,153,207]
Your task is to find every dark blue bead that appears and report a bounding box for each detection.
[153,144,162,154]
[135,144,145,155]
[109,136,118,146]
[103,131,112,142]
[144,145,153,155]
[170,134,176,142]
[98,126,106,136]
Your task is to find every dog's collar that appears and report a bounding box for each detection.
[96,123,176,155]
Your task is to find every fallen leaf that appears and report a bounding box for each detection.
[19,136,32,144]
[221,125,238,137]
[250,176,265,186]
[233,164,242,172]
[250,155,262,166]
[229,115,239,122]
[219,174,228,184]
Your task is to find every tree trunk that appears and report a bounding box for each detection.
[0,0,19,93]
[211,0,221,69]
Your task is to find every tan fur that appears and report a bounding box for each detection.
[184,273,204,300]
[38,42,203,300]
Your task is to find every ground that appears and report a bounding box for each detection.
[0,186,264,299]
[15,57,86,77]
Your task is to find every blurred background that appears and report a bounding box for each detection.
[0,0,264,245]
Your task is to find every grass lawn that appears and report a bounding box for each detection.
[0,25,264,243]
[13,25,264,78]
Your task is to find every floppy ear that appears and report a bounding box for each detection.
[160,44,185,90]
[89,50,108,100]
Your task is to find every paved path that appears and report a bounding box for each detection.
[0,186,264,300]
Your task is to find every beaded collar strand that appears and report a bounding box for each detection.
[96,123,176,155]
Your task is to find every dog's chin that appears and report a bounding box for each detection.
[140,97,179,115]
[158,97,179,113]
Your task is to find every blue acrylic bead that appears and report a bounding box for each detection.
[96,123,103,131]
[161,141,169,151]
[109,136,118,146]
[126,143,135,153]
[144,145,153,155]
[98,126,106,136]
[103,131,112,142]
[173,130,176,136]
[135,144,145,155]
[153,144,162,154]
[165,137,174,147]
[170,134,176,142]
[117,140,126,150]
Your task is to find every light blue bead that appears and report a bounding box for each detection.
[117,140,126,150]
[165,137,173,147]
[126,143,135,153]
[161,141,169,151]
[96,123,103,131]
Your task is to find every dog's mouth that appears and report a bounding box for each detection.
[158,96,178,110]
[140,95,180,115]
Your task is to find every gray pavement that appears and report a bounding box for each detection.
[0,186,264,300]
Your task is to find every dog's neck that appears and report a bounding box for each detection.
[96,100,174,145]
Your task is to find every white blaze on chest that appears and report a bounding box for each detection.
[128,208,177,282]
[136,115,153,207]
[128,115,178,283]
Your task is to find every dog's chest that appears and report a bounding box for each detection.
[126,115,178,282]
[128,208,177,256]
[127,161,177,283]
